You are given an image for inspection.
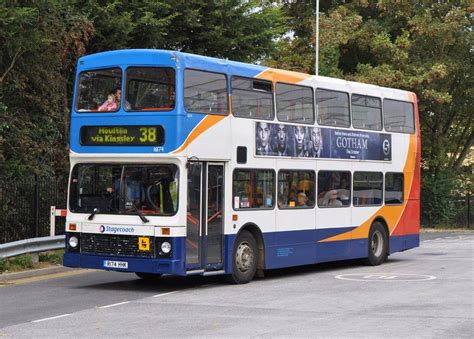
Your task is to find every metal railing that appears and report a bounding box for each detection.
[0,207,67,259]
[0,235,65,259]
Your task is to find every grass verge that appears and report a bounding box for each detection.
[0,250,63,274]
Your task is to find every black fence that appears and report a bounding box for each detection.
[0,176,68,244]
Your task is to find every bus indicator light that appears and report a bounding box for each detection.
[161,228,170,235]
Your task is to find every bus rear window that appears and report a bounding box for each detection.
[76,68,122,112]
[125,67,175,112]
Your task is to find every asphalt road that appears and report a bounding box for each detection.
[0,231,473,337]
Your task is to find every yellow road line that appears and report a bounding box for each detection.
[0,269,97,287]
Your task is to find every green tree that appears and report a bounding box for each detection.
[0,1,94,179]
[268,1,473,226]
[71,0,285,62]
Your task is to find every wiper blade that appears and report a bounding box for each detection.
[121,192,149,223]
[133,205,149,223]
[88,208,100,220]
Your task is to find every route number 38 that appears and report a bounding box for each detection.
[139,127,157,142]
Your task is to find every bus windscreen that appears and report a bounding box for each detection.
[69,164,178,216]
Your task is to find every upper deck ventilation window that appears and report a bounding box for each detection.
[125,67,175,112]
[232,76,274,120]
[76,68,122,113]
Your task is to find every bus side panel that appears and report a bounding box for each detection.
[225,227,360,272]
[263,230,315,269]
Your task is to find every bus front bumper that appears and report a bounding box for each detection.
[64,252,186,276]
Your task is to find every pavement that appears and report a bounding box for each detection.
[0,230,472,337]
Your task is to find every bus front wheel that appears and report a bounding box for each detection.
[365,222,388,266]
[227,230,258,284]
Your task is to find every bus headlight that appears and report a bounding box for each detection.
[69,236,79,249]
[160,241,171,254]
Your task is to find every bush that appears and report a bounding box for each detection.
[39,250,63,265]
[10,254,34,269]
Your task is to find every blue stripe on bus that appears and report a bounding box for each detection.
[224,230,419,272]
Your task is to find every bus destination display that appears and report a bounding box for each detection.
[80,125,165,146]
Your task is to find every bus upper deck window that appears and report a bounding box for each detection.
[383,99,415,134]
[125,67,176,112]
[76,68,122,113]
[316,89,350,128]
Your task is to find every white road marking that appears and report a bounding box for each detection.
[335,273,437,282]
[98,301,130,309]
[152,291,179,298]
[32,314,72,323]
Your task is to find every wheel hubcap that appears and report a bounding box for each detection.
[236,241,254,273]
[371,230,383,257]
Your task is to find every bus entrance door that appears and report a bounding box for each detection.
[186,162,224,273]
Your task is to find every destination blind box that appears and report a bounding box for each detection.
[80,125,165,146]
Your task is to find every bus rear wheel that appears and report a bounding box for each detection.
[227,230,258,284]
[365,222,388,266]
[135,272,162,281]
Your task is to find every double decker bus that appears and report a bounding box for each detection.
[64,49,420,283]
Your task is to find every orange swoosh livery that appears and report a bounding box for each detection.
[173,114,226,154]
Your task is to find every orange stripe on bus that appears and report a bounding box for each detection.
[256,68,311,84]
[173,115,226,153]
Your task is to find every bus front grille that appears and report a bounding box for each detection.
[80,233,156,258]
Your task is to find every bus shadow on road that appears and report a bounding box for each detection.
[73,272,224,292]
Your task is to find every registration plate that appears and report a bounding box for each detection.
[103,260,128,269]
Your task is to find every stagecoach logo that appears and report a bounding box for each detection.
[382,139,391,156]
[99,225,135,234]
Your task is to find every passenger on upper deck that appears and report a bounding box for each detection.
[98,92,118,112]
[113,88,132,110]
